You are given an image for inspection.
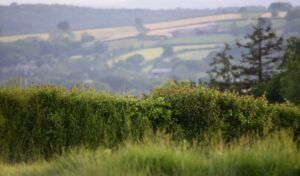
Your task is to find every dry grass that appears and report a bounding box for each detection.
[174,44,219,52]
[145,13,243,30]
[0,11,287,43]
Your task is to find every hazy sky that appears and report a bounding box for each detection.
[1,0,299,9]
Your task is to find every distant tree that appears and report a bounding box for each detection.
[92,41,107,54]
[162,45,173,57]
[9,2,18,7]
[127,54,145,64]
[134,18,148,36]
[279,37,300,104]
[56,21,70,32]
[271,10,280,18]
[268,2,292,11]
[0,27,2,35]
[286,8,300,21]
[80,33,95,43]
[239,7,248,13]
[284,19,300,33]
[208,43,238,91]
[236,18,283,92]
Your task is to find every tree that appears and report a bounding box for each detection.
[279,37,300,104]
[80,33,95,43]
[268,2,292,11]
[162,45,174,57]
[236,18,283,92]
[287,7,300,21]
[56,21,70,32]
[0,27,2,35]
[134,18,148,37]
[208,43,238,91]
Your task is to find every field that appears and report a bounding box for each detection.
[176,49,217,60]
[173,44,218,52]
[107,47,164,67]
[0,11,287,43]
[144,13,243,30]
[162,34,235,45]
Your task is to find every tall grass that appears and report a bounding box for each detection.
[0,131,299,176]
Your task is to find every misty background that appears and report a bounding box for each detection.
[0,1,299,94]
[1,0,300,9]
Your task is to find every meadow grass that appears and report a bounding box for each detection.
[162,34,235,45]
[173,44,218,52]
[176,49,217,60]
[0,131,299,176]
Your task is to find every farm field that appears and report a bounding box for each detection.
[176,49,217,60]
[162,34,236,45]
[107,47,163,67]
[0,11,287,43]
[173,44,219,52]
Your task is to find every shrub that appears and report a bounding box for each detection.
[151,85,300,141]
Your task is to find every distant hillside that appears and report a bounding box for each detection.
[0,4,243,35]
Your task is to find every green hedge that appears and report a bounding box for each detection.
[0,85,299,162]
[151,86,300,141]
[0,86,171,162]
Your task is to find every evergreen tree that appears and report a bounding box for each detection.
[236,18,283,92]
[279,37,300,104]
[208,43,238,91]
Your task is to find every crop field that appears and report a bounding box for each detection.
[0,26,139,43]
[145,13,243,30]
[147,23,212,37]
[0,11,288,43]
[162,34,235,45]
[107,47,163,67]
[176,49,217,60]
[106,38,157,51]
[74,26,139,41]
[117,47,163,61]
[173,44,219,52]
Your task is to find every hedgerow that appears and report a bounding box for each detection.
[0,85,299,162]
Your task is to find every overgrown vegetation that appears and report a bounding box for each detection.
[0,131,300,176]
[0,85,299,163]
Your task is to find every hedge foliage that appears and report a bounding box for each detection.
[0,86,171,162]
[0,85,299,162]
[151,86,300,142]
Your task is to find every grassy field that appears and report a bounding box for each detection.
[173,44,218,52]
[145,13,243,30]
[1,131,299,176]
[106,38,157,51]
[176,49,217,60]
[0,11,286,43]
[162,34,235,45]
[0,26,139,43]
[107,47,163,66]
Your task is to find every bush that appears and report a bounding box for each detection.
[0,85,299,162]
[0,86,171,162]
[151,85,300,141]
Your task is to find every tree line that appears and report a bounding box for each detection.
[207,18,299,105]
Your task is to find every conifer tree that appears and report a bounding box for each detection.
[208,43,238,91]
[236,18,283,91]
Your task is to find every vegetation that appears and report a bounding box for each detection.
[208,43,237,91]
[0,85,299,163]
[236,18,283,91]
[1,131,300,176]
